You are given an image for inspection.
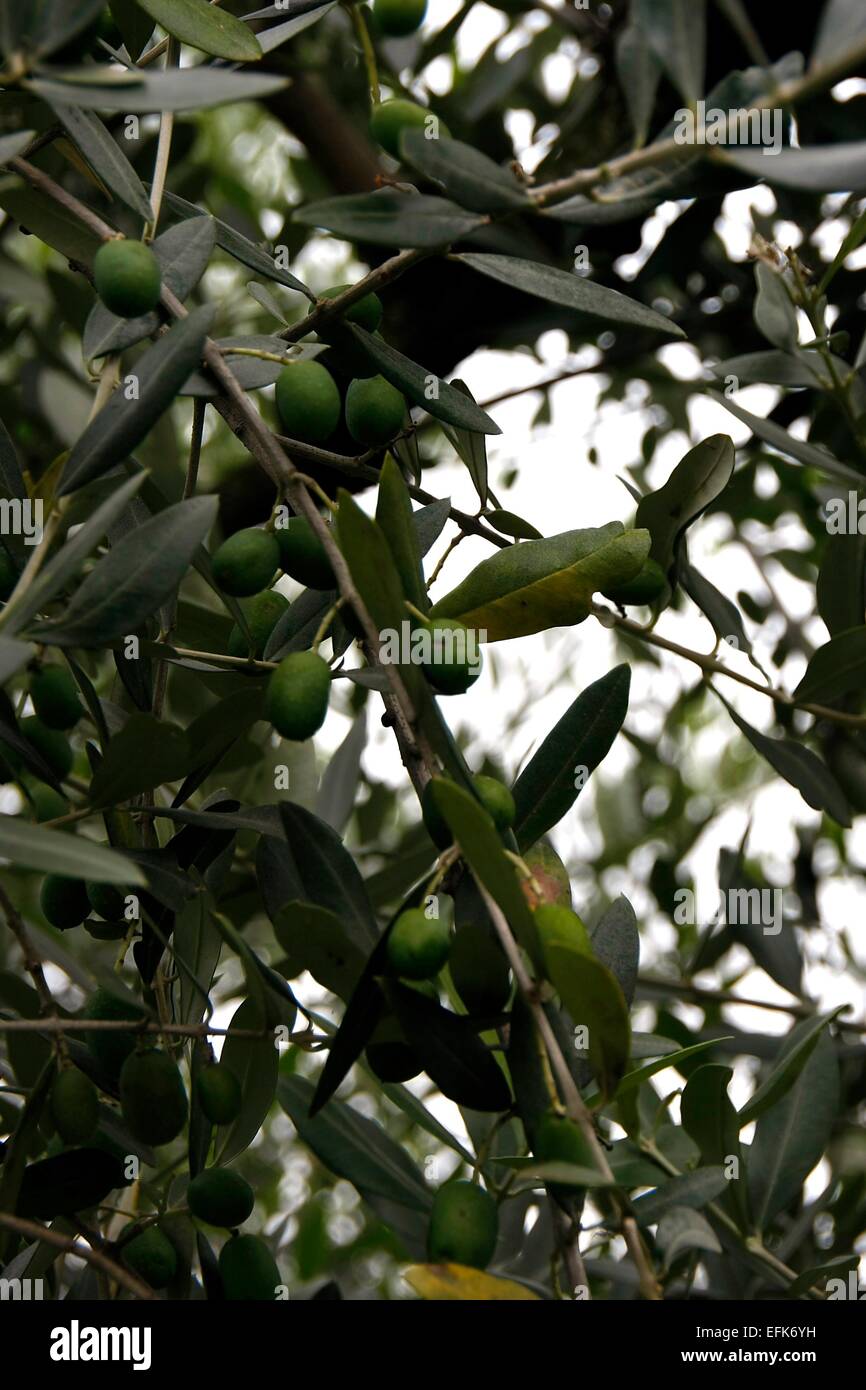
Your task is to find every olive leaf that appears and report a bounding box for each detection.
[430,523,650,641]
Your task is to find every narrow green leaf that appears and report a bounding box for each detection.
[749,1030,839,1230]
[61,306,214,494]
[431,523,649,641]
[375,455,427,611]
[709,390,862,483]
[0,818,146,883]
[387,982,512,1112]
[681,1064,751,1231]
[215,998,279,1165]
[135,0,263,60]
[544,943,630,1101]
[346,327,501,435]
[513,665,631,848]
[634,0,706,104]
[632,1166,728,1226]
[635,434,735,576]
[2,470,146,635]
[719,141,866,193]
[295,190,485,249]
[87,715,189,808]
[793,626,866,705]
[400,130,530,213]
[454,253,686,338]
[26,68,287,114]
[432,780,542,969]
[738,1010,844,1127]
[161,189,312,298]
[28,495,218,647]
[281,1074,433,1214]
[274,900,367,1001]
[717,693,851,827]
[51,103,152,219]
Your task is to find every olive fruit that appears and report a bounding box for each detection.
[449,922,511,1015]
[344,374,405,446]
[50,1068,99,1145]
[211,528,280,598]
[219,1234,281,1300]
[27,783,68,821]
[122,1226,177,1290]
[421,777,452,850]
[188,1167,254,1228]
[473,774,515,832]
[427,1181,498,1269]
[316,284,383,334]
[93,238,162,318]
[87,881,132,921]
[29,666,83,731]
[386,907,450,980]
[274,360,341,444]
[601,557,667,608]
[423,617,482,695]
[369,99,449,160]
[0,548,16,600]
[82,987,145,1080]
[227,590,290,659]
[40,874,90,930]
[196,1064,242,1126]
[373,0,427,37]
[119,1049,188,1146]
[520,840,572,911]
[265,651,331,741]
[20,716,74,780]
[275,516,335,590]
[535,1110,598,1170]
[534,1110,599,1201]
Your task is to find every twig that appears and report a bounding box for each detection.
[0,885,67,1059]
[592,602,866,730]
[0,1212,156,1301]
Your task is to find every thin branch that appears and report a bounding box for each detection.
[144,36,179,238]
[478,884,661,1300]
[593,602,866,730]
[637,974,866,1033]
[0,1213,156,1301]
[0,1018,321,1041]
[0,885,66,1058]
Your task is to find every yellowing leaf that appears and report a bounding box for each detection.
[403,1263,541,1301]
[430,524,650,641]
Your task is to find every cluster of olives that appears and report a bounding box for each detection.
[281,283,401,439]
[51,995,275,1296]
[0,664,87,816]
[40,873,135,942]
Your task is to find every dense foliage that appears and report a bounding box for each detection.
[0,0,865,1304]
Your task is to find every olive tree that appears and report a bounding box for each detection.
[0,0,865,1304]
